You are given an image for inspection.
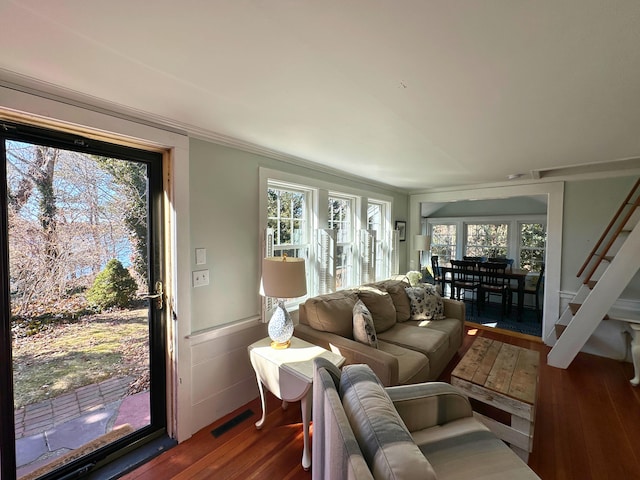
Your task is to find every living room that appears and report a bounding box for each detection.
[2,2,640,479]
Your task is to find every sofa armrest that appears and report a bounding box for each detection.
[442,297,465,321]
[385,382,473,432]
[294,324,400,386]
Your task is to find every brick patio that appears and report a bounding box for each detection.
[14,376,132,439]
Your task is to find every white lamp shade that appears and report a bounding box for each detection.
[414,235,431,252]
[261,256,307,298]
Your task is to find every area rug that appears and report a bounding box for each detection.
[465,301,542,337]
[19,424,134,480]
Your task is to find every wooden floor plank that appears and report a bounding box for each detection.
[125,327,640,479]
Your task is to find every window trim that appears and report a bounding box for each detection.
[260,167,394,307]
[367,198,393,280]
[328,192,357,289]
[427,214,546,268]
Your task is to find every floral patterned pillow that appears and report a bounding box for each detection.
[404,284,446,320]
[352,299,378,348]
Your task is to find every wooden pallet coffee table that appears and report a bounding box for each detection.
[451,336,540,461]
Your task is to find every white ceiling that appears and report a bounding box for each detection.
[2,0,640,191]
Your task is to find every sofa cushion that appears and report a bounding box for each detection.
[357,287,397,333]
[339,364,436,480]
[413,417,540,479]
[368,279,412,322]
[353,300,378,348]
[405,285,446,320]
[303,291,359,338]
[378,341,431,385]
[378,323,449,365]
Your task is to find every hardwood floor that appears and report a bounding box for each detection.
[123,326,640,479]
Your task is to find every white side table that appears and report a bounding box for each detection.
[248,336,345,471]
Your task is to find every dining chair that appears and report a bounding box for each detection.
[463,256,487,264]
[431,256,442,281]
[488,257,515,272]
[450,260,480,316]
[511,263,545,322]
[479,262,510,319]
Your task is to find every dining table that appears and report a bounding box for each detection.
[439,264,530,320]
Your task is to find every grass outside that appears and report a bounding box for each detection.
[12,303,149,409]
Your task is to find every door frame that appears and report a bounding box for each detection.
[0,87,193,477]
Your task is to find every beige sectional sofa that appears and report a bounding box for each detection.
[313,358,541,479]
[294,278,465,386]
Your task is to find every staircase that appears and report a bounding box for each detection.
[547,178,640,369]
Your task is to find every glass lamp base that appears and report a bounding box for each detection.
[270,339,291,349]
[268,300,294,349]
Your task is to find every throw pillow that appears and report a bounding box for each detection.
[405,285,446,321]
[356,287,397,333]
[380,280,412,322]
[303,291,359,338]
[352,300,378,348]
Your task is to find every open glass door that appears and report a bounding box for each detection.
[0,121,167,480]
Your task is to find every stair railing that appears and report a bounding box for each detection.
[577,178,640,285]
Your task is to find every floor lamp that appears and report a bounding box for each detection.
[414,234,431,281]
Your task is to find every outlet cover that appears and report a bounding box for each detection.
[192,269,210,287]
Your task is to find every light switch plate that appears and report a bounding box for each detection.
[195,248,206,265]
[192,269,210,287]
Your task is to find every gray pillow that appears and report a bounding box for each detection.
[352,300,378,348]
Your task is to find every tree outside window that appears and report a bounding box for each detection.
[329,195,353,288]
[465,223,508,258]
[267,186,309,259]
[430,224,456,263]
[519,223,546,271]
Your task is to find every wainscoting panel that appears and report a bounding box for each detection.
[188,321,267,433]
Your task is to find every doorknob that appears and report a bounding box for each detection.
[142,280,164,310]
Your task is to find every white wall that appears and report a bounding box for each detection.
[410,176,640,365]
[185,138,409,433]
[0,90,410,440]
[561,176,640,298]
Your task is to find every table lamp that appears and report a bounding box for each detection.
[414,234,431,272]
[260,255,307,349]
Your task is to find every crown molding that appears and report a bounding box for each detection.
[0,68,407,195]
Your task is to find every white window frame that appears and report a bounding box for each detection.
[265,180,315,309]
[427,215,546,269]
[268,181,313,259]
[328,192,357,289]
[260,168,394,307]
[518,221,546,272]
[367,199,393,280]
[429,222,457,264]
[464,222,510,259]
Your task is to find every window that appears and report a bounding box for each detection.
[267,184,311,261]
[465,223,508,258]
[519,222,546,272]
[263,169,394,303]
[368,200,393,280]
[427,215,546,268]
[328,194,354,289]
[430,224,457,263]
